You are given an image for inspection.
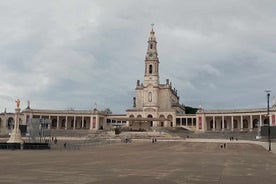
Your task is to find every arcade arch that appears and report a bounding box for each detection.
[253,119,259,129]
[167,115,173,127]
[7,117,14,130]
[52,119,57,129]
[159,114,165,127]
[233,119,238,129]
[61,119,66,129]
[243,119,249,129]
[147,114,153,127]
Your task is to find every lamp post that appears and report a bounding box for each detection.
[265,90,272,151]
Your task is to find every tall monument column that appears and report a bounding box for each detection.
[7,99,24,143]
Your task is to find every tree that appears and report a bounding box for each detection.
[185,106,198,114]
[102,108,112,114]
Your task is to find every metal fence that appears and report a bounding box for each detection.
[27,118,52,143]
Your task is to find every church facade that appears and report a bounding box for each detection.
[125,28,185,130]
[0,28,276,136]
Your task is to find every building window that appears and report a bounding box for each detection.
[149,65,153,74]
[150,44,153,49]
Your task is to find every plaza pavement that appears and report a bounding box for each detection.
[1,137,276,184]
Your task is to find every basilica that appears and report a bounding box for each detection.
[0,28,275,136]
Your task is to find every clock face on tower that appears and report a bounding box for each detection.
[149,53,153,57]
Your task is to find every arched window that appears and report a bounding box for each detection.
[148,92,152,102]
[149,65,153,74]
[150,44,153,49]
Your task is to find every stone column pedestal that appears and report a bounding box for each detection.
[7,108,24,143]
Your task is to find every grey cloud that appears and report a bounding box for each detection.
[1,0,276,113]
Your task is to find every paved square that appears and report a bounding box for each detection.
[0,141,276,184]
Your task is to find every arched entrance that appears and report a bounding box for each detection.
[264,118,269,126]
[233,119,238,129]
[61,119,66,129]
[159,115,165,127]
[7,117,14,130]
[243,119,249,129]
[147,114,153,127]
[129,115,135,127]
[71,120,74,129]
[167,115,173,127]
[209,120,214,130]
[253,119,259,129]
[83,120,87,129]
[52,119,57,129]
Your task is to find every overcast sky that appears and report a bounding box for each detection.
[1,0,276,113]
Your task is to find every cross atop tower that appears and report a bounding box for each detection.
[151,23,154,30]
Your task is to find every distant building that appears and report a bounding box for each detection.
[0,28,276,136]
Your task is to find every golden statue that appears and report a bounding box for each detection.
[15,99,20,108]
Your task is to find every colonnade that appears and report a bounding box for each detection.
[176,116,197,128]
[30,114,101,130]
[205,114,269,132]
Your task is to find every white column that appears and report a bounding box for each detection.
[57,116,60,129]
[231,116,234,131]
[260,115,263,127]
[212,116,215,131]
[65,116,68,130]
[73,116,76,129]
[81,116,84,128]
[250,115,253,131]
[90,116,93,130]
[95,116,99,130]
[222,116,225,131]
[48,116,51,129]
[185,118,187,126]
[240,116,243,131]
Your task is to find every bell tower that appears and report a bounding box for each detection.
[144,25,159,87]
